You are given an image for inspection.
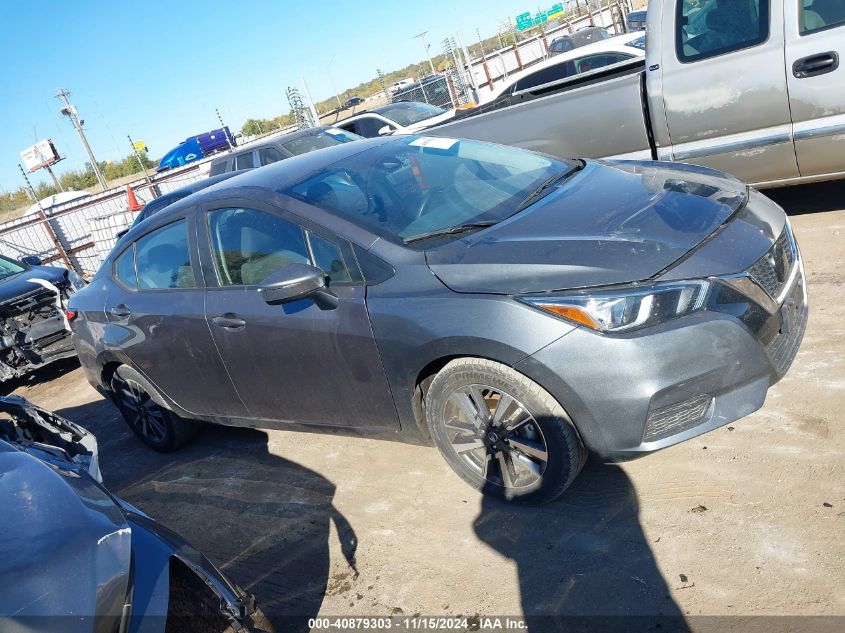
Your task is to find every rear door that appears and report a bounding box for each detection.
[197,201,400,430]
[784,0,845,178]
[658,0,799,184]
[105,216,248,418]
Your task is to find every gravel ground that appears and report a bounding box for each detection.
[5,183,844,632]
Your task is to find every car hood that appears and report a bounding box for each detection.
[0,265,68,306]
[426,160,747,294]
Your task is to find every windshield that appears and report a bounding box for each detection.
[281,128,361,156]
[0,256,26,278]
[376,102,446,126]
[283,137,578,245]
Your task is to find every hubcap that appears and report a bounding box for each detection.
[114,377,167,443]
[443,385,548,489]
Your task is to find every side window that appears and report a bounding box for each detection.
[677,0,769,63]
[114,246,137,290]
[258,147,286,166]
[208,159,227,176]
[207,208,309,286]
[135,220,196,290]
[356,117,392,138]
[574,53,634,74]
[515,61,576,92]
[235,151,255,170]
[801,0,845,34]
[308,232,351,283]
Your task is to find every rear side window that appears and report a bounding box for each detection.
[573,53,635,73]
[135,220,196,289]
[114,246,137,289]
[801,0,845,34]
[677,0,769,63]
[515,61,576,92]
[258,147,286,166]
[208,159,227,177]
[235,151,255,170]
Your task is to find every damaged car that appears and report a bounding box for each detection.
[0,254,85,382]
[69,136,807,504]
[0,395,270,633]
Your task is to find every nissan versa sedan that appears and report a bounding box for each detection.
[69,136,807,503]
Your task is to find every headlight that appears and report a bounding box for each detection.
[66,270,87,291]
[519,280,711,333]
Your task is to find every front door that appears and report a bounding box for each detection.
[657,0,799,185]
[199,204,400,430]
[784,0,845,178]
[105,217,248,418]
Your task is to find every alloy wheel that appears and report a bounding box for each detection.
[113,375,168,444]
[442,384,548,489]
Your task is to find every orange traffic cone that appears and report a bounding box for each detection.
[126,185,143,212]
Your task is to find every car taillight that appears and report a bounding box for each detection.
[65,309,78,322]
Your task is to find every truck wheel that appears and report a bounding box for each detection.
[110,365,198,452]
[425,358,586,504]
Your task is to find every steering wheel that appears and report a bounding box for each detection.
[415,187,448,221]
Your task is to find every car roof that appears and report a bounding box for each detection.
[488,31,646,99]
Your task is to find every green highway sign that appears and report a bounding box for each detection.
[516,2,565,30]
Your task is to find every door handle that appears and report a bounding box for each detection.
[110,304,131,318]
[793,52,839,78]
[212,315,246,330]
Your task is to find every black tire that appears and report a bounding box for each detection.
[425,358,586,504]
[109,365,198,452]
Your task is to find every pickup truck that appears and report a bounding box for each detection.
[431,0,845,188]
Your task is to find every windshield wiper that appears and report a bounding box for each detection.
[403,221,499,244]
[514,162,585,213]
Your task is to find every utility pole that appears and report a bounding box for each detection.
[55,88,107,192]
[18,164,75,272]
[412,31,437,77]
[127,135,153,186]
[215,108,235,148]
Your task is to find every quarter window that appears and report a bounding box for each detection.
[114,246,137,289]
[677,0,769,63]
[801,0,845,34]
[207,208,309,286]
[308,232,351,283]
[135,220,196,290]
[235,151,255,170]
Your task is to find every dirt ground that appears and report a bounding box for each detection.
[5,182,844,632]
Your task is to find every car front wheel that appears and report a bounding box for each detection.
[109,365,198,452]
[425,358,586,504]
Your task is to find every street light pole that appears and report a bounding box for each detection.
[55,88,107,192]
[413,31,437,76]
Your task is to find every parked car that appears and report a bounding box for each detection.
[0,395,268,632]
[388,78,415,95]
[157,127,234,172]
[116,170,249,239]
[208,126,361,176]
[336,101,456,138]
[431,0,845,188]
[0,254,85,382]
[548,26,612,54]
[345,96,364,107]
[626,8,648,31]
[70,136,807,504]
[469,32,646,112]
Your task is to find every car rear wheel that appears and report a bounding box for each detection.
[425,358,586,504]
[110,365,198,452]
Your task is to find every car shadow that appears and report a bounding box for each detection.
[475,459,689,632]
[55,400,358,633]
[0,357,81,396]
[763,180,845,216]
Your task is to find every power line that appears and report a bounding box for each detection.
[55,88,107,191]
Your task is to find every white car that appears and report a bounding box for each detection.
[335,101,457,138]
[480,31,646,106]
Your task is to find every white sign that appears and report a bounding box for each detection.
[20,139,60,172]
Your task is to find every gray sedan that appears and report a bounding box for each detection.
[68,136,807,503]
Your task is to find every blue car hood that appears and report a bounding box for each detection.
[426,160,747,294]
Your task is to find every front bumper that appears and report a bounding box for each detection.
[514,250,807,460]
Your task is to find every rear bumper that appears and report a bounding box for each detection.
[514,267,807,460]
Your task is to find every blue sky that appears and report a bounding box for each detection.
[0,0,531,192]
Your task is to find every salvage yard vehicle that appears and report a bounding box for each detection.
[430,0,845,188]
[69,136,807,504]
[0,254,85,382]
[336,101,457,138]
[208,126,361,176]
[0,395,268,633]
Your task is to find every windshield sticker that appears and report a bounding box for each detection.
[409,137,458,150]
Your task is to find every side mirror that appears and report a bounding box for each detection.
[21,255,42,267]
[377,125,393,136]
[257,263,337,309]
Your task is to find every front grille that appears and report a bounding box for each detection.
[747,228,796,300]
[764,271,808,377]
[643,394,714,442]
